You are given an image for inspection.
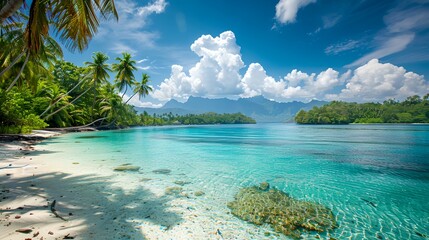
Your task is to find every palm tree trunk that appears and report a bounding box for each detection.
[44,87,92,120]
[124,91,138,104]
[6,51,29,92]
[91,82,97,121]
[121,84,127,99]
[0,0,24,23]
[0,51,25,77]
[40,72,91,117]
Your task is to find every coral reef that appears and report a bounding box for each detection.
[227,184,337,239]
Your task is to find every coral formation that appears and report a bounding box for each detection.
[227,184,337,239]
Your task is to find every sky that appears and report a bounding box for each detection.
[63,0,429,107]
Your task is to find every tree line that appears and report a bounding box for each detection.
[140,112,256,126]
[295,94,429,124]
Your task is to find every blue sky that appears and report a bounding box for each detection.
[63,0,429,107]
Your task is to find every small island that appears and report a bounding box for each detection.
[295,94,429,124]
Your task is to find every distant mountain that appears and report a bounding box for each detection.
[135,96,328,123]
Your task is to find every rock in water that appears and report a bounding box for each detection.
[113,165,140,172]
[258,182,270,191]
[227,185,337,239]
[153,169,171,174]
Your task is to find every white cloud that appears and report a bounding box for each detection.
[122,93,162,108]
[95,0,167,53]
[138,0,167,17]
[346,3,429,68]
[325,40,361,55]
[332,59,429,102]
[345,34,415,68]
[153,31,245,101]
[275,0,316,24]
[152,31,428,105]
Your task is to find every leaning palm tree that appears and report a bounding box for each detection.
[85,52,111,120]
[124,73,153,104]
[112,52,137,99]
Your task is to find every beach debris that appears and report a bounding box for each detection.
[63,233,76,239]
[153,169,171,174]
[258,182,270,191]
[50,200,67,221]
[216,229,224,239]
[15,228,32,234]
[72,162,79,165]
[194,191,205,196]
[165,186,183,195]
[227,184,337,239]
[33,231,40,237]
[48,231,54,235]
[113,164,141,172]
[174,180,190,186]
[14,215,21,219]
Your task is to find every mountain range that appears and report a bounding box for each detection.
[135,96,328,123]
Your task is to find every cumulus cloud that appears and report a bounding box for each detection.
[331,59,429,102]
[275,0,316,24]
[152,31,245,101]
[152,31,428,104]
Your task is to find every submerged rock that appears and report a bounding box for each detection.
[113,165,140,172]
[258,182,270,191]
[153,169,171,174]
[227,184,337,239]
[165,186,183,195]
[174,180,190,186]
[194,191,205,196]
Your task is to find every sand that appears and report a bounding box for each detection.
[0,131,277,240]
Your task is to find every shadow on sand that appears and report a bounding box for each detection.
[0,170,183,239]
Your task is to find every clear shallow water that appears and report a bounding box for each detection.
[40,124,429,239]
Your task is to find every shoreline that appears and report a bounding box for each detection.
[0,128,266,240]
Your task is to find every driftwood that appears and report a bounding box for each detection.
[50,200,67,221]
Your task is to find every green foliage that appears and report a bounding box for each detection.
[295,95,429,124]
[140,112,256,126]
[0,88,47,133]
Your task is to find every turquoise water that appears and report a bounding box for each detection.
[40,124,429,239]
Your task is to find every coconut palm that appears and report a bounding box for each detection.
[112,52,137,99]
[0,0,118,85]
[124,73,153,104]
[85,52,111,120]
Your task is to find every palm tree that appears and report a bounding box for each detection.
[0,0,118,83]
[124,73,153,104]
[112,52,137,99]
[85,52,111,120]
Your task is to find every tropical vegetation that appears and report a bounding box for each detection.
[140,112,256,126]
[295,94,429,124]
